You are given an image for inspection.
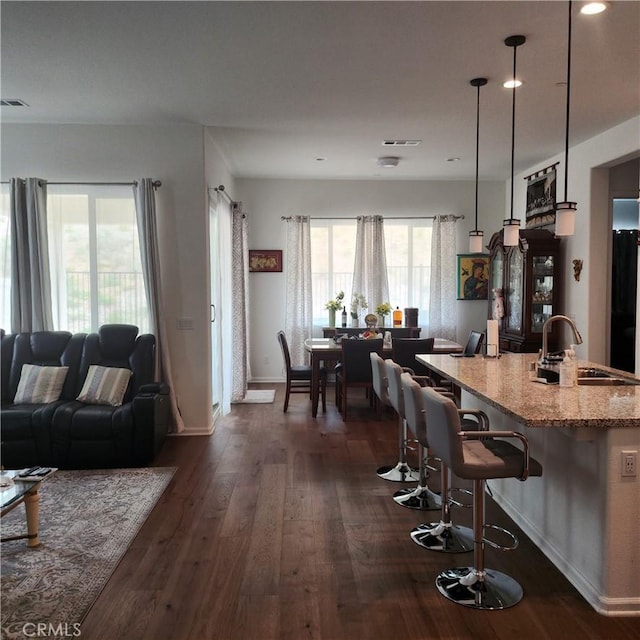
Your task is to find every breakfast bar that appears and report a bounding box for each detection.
[415,352,640,616]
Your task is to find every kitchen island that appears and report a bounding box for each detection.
[416,353,640,616]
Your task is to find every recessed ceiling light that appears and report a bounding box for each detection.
[447,157,461,162]
[503,79,523,89]
[382,140,421,147]
[315,157,327,162]
[377,156,400,168]
[581,2,607,15]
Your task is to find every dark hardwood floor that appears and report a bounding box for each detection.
[81,385,640,640]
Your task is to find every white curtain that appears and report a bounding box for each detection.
[429,215,458,341]
[231,203,249,402]
[10,177,53,332]
[133,178,185,433]
[284,216,312,366]
[351,215,389,315]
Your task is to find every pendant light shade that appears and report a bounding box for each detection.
[469,77,488,254]
[555,1,577,237]
[503,35,526,247]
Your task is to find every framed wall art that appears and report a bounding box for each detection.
[457,254,489,300]
[249,249,282,272]
[526,164,557,229]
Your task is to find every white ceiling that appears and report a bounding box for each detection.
[1,1,638,181]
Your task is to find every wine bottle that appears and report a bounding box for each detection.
[341,308,347,328]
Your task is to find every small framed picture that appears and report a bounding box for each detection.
[249,249,282,273]
[457,254,489,300]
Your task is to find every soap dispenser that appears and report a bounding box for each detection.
[559,350,576,387]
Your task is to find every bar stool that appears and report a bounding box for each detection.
[375,359,419,483]
[402,373,473,537]
[392,371,442,510]
[421,386,543,610]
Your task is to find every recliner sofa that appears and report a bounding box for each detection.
[1,324,170,469]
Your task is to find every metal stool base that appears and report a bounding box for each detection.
[393,485,441,510]
[376,462,419,483]
[410,522,473,553]
[435,567,523,610]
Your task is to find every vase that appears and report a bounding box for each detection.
[379,315,386,327]
[328,309,336,327]
[351,316,359,328]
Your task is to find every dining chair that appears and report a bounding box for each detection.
[391,337,435,376]
[277,330,326,413]
[335,338,383,420]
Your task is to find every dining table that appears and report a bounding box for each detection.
[303,337,463,417]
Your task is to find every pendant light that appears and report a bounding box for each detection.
[555,1,577,236]
[469,77,488,254]
[503,35,526,247]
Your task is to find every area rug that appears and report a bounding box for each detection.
[234,389,276,403]
[0,467,175,640]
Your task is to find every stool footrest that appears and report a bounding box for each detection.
[483,523,519,551]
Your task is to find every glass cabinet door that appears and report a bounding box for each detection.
[531,255,554,332]
[506,248,523,333]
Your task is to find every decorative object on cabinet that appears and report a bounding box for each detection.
[525,164,557,229]
[555,0,578,237]
[502,35,527,247]
[468,77,488,254]
[249,250,282,272]
[487,228,560,353]
[457,254,489,300]
[572,259,583,281]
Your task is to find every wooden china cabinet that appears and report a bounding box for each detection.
[487,228,560,353]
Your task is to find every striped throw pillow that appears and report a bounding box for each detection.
[14,364,69,404]
[76,365,132,406]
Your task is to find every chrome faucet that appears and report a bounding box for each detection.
[539,314,583,364]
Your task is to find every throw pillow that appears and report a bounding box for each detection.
[76,365,132,406]
[14,364,69,404]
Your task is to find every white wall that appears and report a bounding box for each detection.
[509,116,640,366]
[235,177,505,382]
[1,123,214,434]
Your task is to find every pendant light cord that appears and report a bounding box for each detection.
[510,44,517,221]
[475,83,481,232]
[564,0,573,200]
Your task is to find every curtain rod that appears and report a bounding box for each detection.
[1,180,161,188]
[210,184,236,204]
[281,214,464,221]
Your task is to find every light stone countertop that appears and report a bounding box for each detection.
[415,353,640,429]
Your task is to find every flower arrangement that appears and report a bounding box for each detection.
[350,293,368,319]
[325,291,344,311]
[375,302,392,317]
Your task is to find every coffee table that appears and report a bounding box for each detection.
[1,469,56,547]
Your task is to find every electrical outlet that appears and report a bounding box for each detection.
[621,450,637,477]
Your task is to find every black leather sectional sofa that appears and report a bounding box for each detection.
[1,324,170,469]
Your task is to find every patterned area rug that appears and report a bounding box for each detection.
[1,467,175,639]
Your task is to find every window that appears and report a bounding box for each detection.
[310,217,433,330]
[48,186,149,333]
[0,184,150,334]
[384,219,433,327]
[310,220,357,327]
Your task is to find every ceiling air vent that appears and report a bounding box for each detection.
[382,140,421,147]
[1,99,29,107]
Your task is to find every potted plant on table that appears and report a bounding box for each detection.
[325,291,344,327]
[375,302,392,327]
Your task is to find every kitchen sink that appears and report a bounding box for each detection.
[577,367,640,386]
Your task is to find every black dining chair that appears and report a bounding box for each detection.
[391,337,435,376]
[277,330,326,413]
[335,338,383,420]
